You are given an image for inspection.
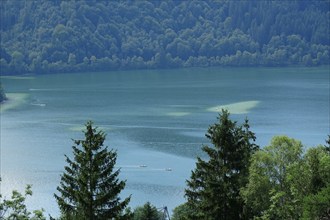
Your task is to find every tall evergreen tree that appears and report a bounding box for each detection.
[132,202,165,220]
[54,121,130,220]
[325,135,330,154]
[185,110,258,220]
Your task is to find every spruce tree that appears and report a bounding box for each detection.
[55,121,130,220]
[325,135,330,154]
[185,110,258,220]
[133,202,164,220]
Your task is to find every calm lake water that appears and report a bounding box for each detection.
[0,67,329,216]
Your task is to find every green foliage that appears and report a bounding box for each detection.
[241,136,304,219]
[325,135,330,154]
[305,146,330,193]
[54,121,130,220]
[0,183,45,220]
[171,203,192,220]
[302,185,330,220]
[0,0,329,74]
[185,109,258,219]
[301,145,330,220]
[132,202,165,220]
[242,136,330,220]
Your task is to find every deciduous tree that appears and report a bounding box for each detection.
[241,136,304,219]
[0,182,45,220]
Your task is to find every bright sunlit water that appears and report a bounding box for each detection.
[0,67,329,216]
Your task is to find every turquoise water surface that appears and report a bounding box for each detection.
[1,67,329,216]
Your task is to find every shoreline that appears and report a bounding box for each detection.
[0,65,329,78]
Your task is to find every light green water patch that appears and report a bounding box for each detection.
[0,76,35,80]
[207,100,260,114]
[166,111,191,117]
[0,93,29,113]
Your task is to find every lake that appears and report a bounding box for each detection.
[0,66,329,216]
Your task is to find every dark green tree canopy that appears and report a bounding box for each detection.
[171,203,192,220]
[54,121,130,220]
[185,109,258,219]
[132,202,165,220]
[0,0,329,74]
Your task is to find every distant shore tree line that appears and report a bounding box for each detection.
[0,0,329,75]
[1,111,329,219]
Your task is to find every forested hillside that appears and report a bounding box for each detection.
[0,0,329,74]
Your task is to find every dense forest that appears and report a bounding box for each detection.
[0,0,329,74]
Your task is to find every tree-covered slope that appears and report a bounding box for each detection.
[0,0,329,74]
